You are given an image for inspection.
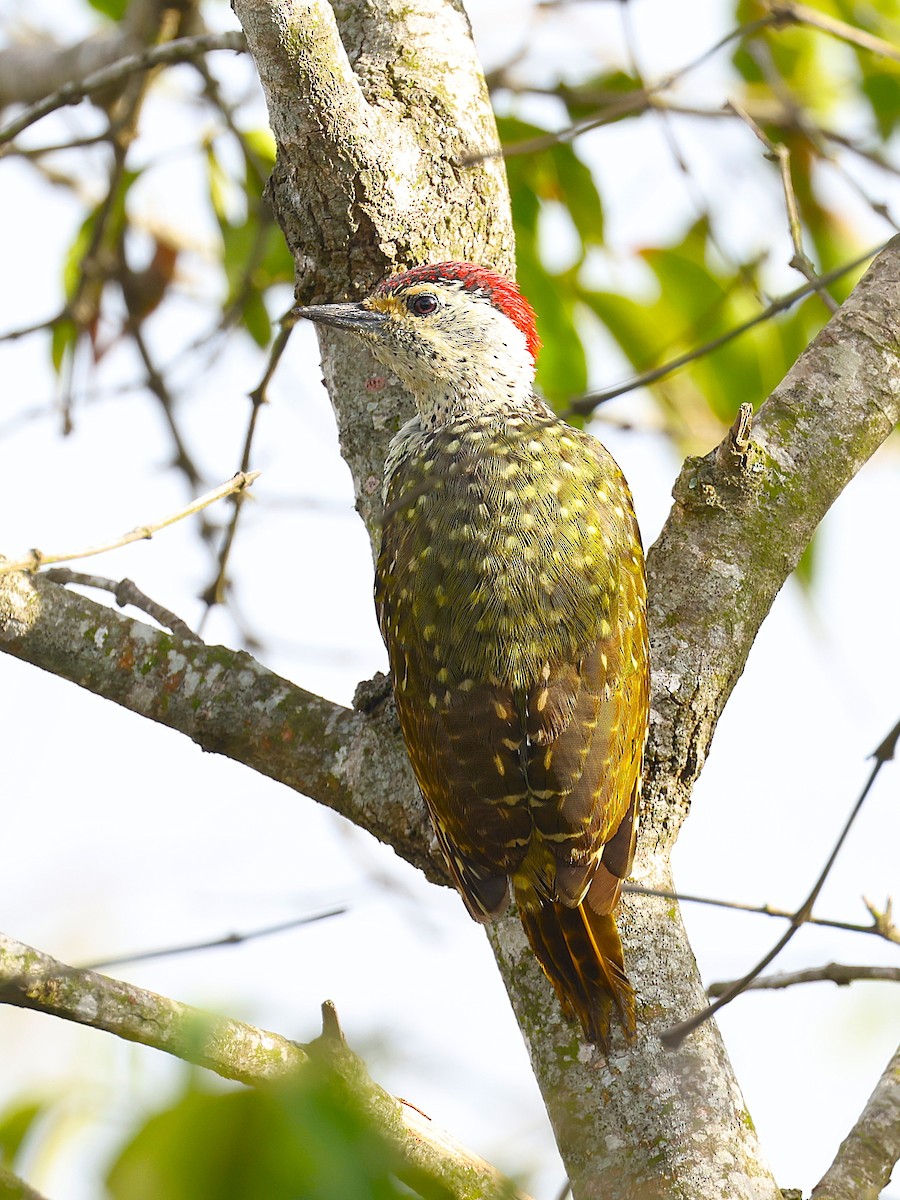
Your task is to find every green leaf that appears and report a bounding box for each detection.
[558,69,642,123]
[206,143,233,227]
[496,115,603,258]
[243,129,277,168]
[241,288,271,348]
[517,251,586,404]
[860,67,900,139]
[257,222,294,287]
[86,0,128,20]
[549,142,603,247]
[0,1101,43,1166]
[51,318,78,376]
[61,169,140,301]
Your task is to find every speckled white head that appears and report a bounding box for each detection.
[297,262,544,427]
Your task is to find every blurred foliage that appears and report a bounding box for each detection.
[0,1099,44,1170]
[41,0,898,472]
[106,1064,455,1200]
[497,115,602,405]
[206,128,294,348]
[580,218,832,436]
[86,0,128,20]
[496,0,895,451]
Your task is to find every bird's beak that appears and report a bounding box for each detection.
[293,301,389,336]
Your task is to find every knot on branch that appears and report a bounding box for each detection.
[673,404,761,512]
[352,670,394,715]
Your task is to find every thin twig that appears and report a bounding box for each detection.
[708,963,900,995]
[661,715,900,1048]
[474,12,782,163]
[199,308,299,620]
[131,325,204,490]
[0,33,247,150]
[566,242,885,415]
[0,471,260,575]
[80,906,347,971]
[42,569,200,640]
[727,99,839,313]
[0,310,66,343]
[772,2,900,65]
[624,884,899,944]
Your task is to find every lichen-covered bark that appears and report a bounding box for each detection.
[811,1042,900,1200]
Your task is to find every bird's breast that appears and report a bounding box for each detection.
[378,415,640,690]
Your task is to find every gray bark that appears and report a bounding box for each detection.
[811,1042,900,1200]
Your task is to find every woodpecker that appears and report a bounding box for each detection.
[298,262,649,1048]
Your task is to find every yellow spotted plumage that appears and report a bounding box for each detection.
[297,262,650,1048]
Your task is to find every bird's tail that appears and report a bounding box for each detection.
[517,895,636,1050]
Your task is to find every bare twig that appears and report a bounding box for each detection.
[0,33,246,150]
[477,12,782,162]
[0,472,260,575]
[131,325,204,490]
[42,569,200,641]
[0,311,65,343]
[811,1042,900,1200]
[566,242,885,415]
[708,963,900,995]
[662,715,900,1048]
[726,99,838,313]
[81,906,347,971]
[771,2,900,65]
[625,884,900,944]
[199,308,299,619]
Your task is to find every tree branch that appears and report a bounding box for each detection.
[708,963,900,995]
[0,569,439,884]
[0,32,247,150]
[643,235,900,848]
[0,933,529,1200]
[0,472,258,576]
[0,0,171,109]
[811,1043,900,1200]
[0,931,308,1083]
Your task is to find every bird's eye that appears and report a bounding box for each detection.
[409,293,439,316]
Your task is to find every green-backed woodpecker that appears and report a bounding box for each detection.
[298,262,649,1049]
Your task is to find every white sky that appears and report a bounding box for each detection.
[0,1,898,1197]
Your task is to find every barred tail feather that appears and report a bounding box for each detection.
[517,899,636,1049]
